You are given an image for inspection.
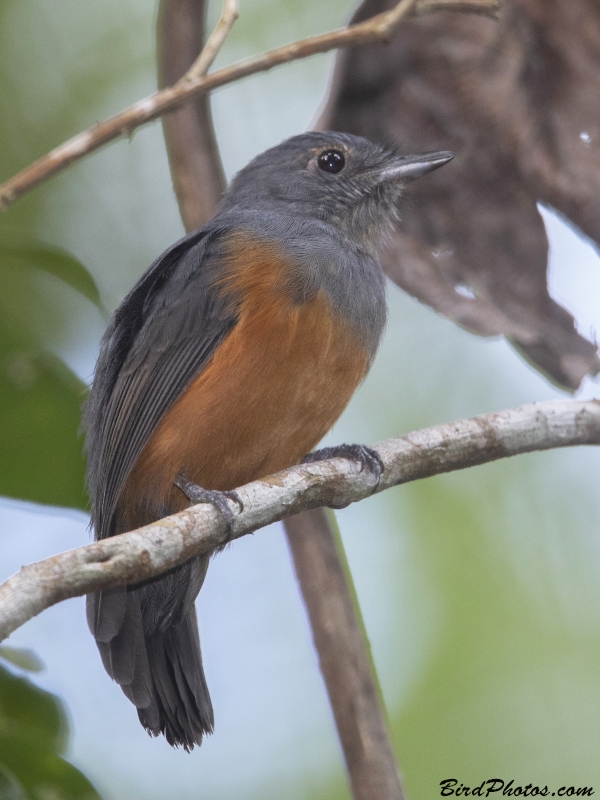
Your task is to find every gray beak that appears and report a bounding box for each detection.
[378,150,454,183]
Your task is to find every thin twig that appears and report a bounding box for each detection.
[0,399,597,644]
[157,0,228,230]
[415,0,499,14]
[180,0,238,82]
[0,0,499,212]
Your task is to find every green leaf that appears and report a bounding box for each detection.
[0,664,102,800]
[0,765,27,800]
[0,332,88,509]
[0,647,44,673]
[0,232,103,312]
[0,664,65,752]
[0,233,96,510]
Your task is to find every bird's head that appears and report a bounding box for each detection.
[221,131,453,252]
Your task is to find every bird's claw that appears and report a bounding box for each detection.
[174,475,243,538]
[302,443,384,503]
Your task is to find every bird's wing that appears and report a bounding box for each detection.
[84,225,239,539]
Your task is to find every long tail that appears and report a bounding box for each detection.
[87,562,213,750]
[139,607,213,748]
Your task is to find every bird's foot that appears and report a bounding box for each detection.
[174,475,243,538]
[302,443,384,508]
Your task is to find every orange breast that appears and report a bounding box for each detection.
[120,233,369,529]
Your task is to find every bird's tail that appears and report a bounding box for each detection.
[87,585,213,751]
[139,608,214,749]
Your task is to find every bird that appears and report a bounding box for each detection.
[83,131,453,751]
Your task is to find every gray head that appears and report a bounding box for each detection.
[219,131,453,252]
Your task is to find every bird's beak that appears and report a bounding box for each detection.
[377,151,454,183]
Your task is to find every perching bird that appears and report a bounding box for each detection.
[83,131,453,750]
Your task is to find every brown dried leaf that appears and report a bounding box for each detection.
[318,0,600,390]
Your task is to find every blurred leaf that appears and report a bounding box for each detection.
[0,233,103,311]
[319,0,600,390]
[0,236,101,352]
[0,765,27,800]
[0,647,44,674]
[0,664,102,800]
[0,327,88,509]
[0,233,97,510]
[391,468,600,796]
[0,248,90,513]
[0,664,64,753]
[0,0,153,514]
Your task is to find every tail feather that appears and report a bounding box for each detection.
[176,613,213,713]
[139,607,213,749]
[100,593,139,685]
[170,613,213,732]
[87,587,127,642]
[87,563,213,751]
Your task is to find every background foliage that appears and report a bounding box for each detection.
[0,648,100,800]
[0,0,599,798]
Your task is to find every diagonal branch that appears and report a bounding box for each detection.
[180,0,238,83]
[0,398,597,644]
[0,0,499,212]
[157,0,229,230]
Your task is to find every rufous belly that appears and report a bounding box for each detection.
[120,235,369,530]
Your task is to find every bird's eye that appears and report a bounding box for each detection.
[317,149,346,174]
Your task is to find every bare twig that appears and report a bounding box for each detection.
[286,509,406,799]
[415,0,499,15]
[157,0,228,230]
[181,0,238,82]
[0,0,499,212]
[0,399,597,643]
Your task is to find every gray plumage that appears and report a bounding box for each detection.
[83,131,452,749]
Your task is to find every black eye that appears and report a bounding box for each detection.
[317,149,346,174]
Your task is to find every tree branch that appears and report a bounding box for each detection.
[180,0,238,82]
[0,399,596,643]
[415,0,499,14]
[157,0,228,231]
[0,0,499,213]
[286,509,406,799]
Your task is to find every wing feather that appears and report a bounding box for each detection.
[84,225,238,539]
